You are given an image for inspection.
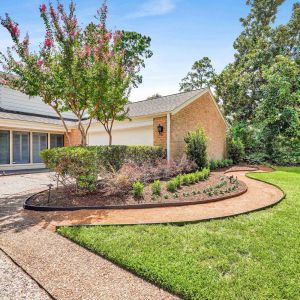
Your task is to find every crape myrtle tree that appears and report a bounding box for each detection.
[85,7,153,145]
[0,1,151,146]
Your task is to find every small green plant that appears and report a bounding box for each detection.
[151,180,161,196]
[173,192,179,198]
[132,181,144,198]
[192,190,197,195]
[167,179,178,192]
[151,194,159,201]
[164,194,169,199]
[175,175,182,188]
[188,173,196,184]
[182,174,190,185]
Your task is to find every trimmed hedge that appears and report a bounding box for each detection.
[41,145,164,193]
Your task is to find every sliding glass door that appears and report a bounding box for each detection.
[33,133,48,163]
[13,131,30,164]
[0,130,10,165]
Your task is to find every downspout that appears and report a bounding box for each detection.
[167,113,171,161]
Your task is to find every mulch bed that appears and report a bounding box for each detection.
[26,173,247,209]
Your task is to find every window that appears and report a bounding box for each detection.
[13,131,30,164]
[33,133,48,163]
[0,130,10,165]
[50,134,64,148]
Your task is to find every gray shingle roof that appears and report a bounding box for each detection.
[0,111,75,126]
[126,89,206,117]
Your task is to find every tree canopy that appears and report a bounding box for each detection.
[179,57,215,92]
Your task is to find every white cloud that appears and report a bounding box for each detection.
[128,0,176,18]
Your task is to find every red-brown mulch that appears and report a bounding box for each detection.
[27,173,247,209]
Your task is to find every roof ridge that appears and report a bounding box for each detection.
[128,88,205,105]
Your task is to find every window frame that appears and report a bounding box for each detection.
[0,130,10,165]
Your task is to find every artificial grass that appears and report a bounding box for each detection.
[57,168,300,300]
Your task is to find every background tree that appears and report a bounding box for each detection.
[146,93,162,100]
[179,57,215,92]
[214,0,300,165]
[118,31,153,88]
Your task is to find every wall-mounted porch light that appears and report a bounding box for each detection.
[157,124,164,135]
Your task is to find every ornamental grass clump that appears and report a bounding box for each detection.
[151,180,161,196]
[132,181,144,198]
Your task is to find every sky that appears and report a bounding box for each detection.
[0,0,296,101]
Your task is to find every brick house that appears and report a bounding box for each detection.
[0,86,227,171]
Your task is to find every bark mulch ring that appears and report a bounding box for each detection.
[25,173,247,211]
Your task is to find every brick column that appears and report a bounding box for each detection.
[153,116,167,150]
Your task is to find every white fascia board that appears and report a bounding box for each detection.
[0,119,67,132]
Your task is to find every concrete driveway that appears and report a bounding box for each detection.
[0,172,178,300]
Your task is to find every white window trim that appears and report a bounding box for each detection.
[0,128,64,167]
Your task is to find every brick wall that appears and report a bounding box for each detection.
[170,92,227,160]
[64,128,82,146]
[153,116,167,150]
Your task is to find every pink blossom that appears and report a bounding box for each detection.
[50,6,57,18]
[8,21,20,38]
[37,60,44,66]
[0,79,8,85]
[44,32,53,48]
[39,4,47,14]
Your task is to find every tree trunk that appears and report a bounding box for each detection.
[108,131,112,146]
[52,106,72,146]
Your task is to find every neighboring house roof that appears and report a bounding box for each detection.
[126,89,205,117]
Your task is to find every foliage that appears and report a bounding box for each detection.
[41,147,99,193]
[58,167,300,300]
[209,159,233,170]
[179,57,215,92]
[184,128,208,169]
[41,145,164,194]
[257,55,300,165]
[132,180,144,198]
[165,168,210,192]
[227,136,245,164]
[166,180,177,192]
[151,180,161,196]
[116,156,197,184]
[146,93,162,100]
[0,2,152,146]
[212,1,300,165]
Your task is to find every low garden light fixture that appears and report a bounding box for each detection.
[157,124,164,135]
[47,183,54,204]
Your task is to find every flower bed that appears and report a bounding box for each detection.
[25,172,247,211]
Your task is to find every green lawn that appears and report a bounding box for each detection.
[57,168,300,300]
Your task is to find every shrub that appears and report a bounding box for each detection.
[92,145,165,170]
[184,128,208,169]
[209,159,233,170]
[227,137,245,163]
[181,174,190,185]
[41,147,99,194]
[188,173,196,184]
[166,180,178,192]
[132,181,144,198]
[151,180,161,196]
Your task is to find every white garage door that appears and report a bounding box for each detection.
[88,125,153,146]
